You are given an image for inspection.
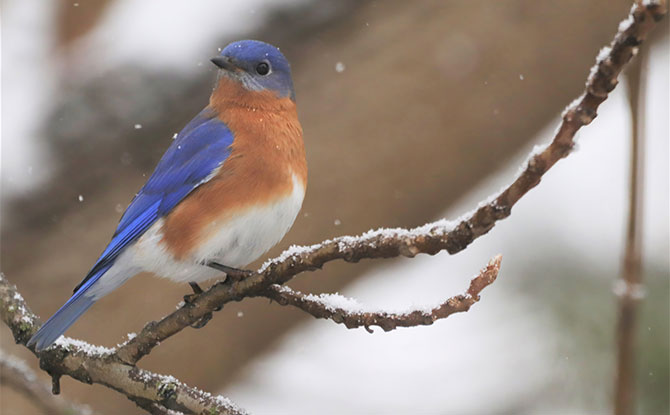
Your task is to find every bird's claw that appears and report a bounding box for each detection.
[183,293,198,304]
[184,282,203,304]
[190,312,213,329]
[185,281,218,327]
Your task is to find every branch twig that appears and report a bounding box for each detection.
[114,1,667,366]
[614,11,649,414]
[0,273,247,415]
[261,255,501,332]
[0,349,92,415]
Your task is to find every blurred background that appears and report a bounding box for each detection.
[1,0,668,413]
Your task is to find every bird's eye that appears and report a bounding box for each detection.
[255,62,270,75]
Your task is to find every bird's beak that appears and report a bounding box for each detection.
[210,56,238,72]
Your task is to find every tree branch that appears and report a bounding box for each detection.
[130,397,186,415]
[0,348,92,415]
[0,2,665,413]
[614,13,649,414]
[260,255,501,333]
[0,273,247,415]
[115,0,667,366]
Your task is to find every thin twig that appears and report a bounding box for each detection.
[0,349,92,415]
[261,255,501,332]
[614,15,649,415]
[0,273,248,415]
[114,1,667,366]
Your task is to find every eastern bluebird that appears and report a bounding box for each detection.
[28,40,306,351]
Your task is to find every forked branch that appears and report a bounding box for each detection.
[0,2,665,414]
[115,0,667,366]
[261,255,501,332]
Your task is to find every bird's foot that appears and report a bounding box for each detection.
[190,312,213,329]
[183,282,203,304]
[208,262,255,283]
[185,282,214,329]
[191,312,214,329]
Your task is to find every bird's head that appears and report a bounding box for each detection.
[211,40,295,101]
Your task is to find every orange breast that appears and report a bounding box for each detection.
[160,77,307,259]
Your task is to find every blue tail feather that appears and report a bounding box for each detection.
[28,266,109,352]
[27,293,95,351]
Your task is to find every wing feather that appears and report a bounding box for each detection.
[73,108,234,293]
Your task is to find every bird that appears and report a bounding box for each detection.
[28,40,307,351]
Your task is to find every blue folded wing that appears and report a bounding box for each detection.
[73,107,234,293]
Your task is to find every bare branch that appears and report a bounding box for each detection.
[614,11,650,414]
[261,256,501,332]
[0,273,247,415]
[0,2,665,413]
[115,1,667,366]
[0,349,92,415]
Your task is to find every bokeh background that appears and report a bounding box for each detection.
[1,0,668,413]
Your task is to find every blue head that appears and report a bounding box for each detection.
[211,40,295,100]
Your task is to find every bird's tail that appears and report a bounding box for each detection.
[27,290,96,352]
[27,266,111,352]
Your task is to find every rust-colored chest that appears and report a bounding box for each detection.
[159,79,306,259]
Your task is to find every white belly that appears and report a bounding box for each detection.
[131,174,305,283]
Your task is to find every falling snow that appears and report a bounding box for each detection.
[120,152,133,165]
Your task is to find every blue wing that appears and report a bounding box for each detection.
[28,107,234,351]
[73,107,234,293]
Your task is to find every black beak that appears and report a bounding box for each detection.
[210,56,237,71]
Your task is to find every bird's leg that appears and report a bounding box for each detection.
[185,282,213,329]
[207,262,254,283]
[189,282,203,294]
[184,282,203,304]
[185,262,251,329]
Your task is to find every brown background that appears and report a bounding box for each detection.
[2,0,664,413]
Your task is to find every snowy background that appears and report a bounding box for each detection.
[223,38,669,414]
[1,1,668,414]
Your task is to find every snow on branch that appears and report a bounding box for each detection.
[0,273,247,415]
[0,2,665,414]
[115,0,667,367]
[261,255,502,333]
